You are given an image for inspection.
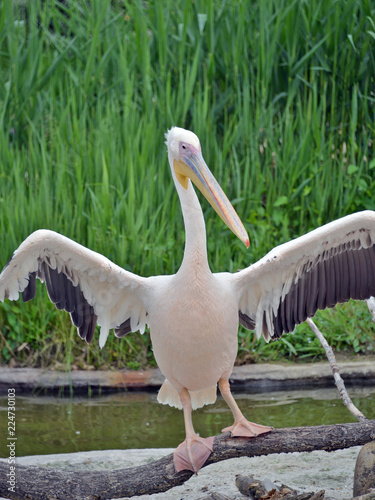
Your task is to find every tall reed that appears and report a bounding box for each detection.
[0,0,374,366]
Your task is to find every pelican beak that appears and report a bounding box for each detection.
[174,150,249,248]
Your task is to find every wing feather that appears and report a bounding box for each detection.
[0,229,149,347]
[22,272,37,302]
[233,210,375,341]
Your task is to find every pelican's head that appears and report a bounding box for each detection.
[165,127,249,248]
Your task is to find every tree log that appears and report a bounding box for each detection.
[1,420,375,499]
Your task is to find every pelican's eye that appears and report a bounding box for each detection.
[179,142,194,159]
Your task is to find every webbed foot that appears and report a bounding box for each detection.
[222,417,273,437]
[174,434,215,473]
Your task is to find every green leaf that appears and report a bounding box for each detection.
[347,164,358,175]
[347,34,357,51]
[273,196,289,207]
[197,13,207,35]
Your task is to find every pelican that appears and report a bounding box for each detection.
[1,127,375,472]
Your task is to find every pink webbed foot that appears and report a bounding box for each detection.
[222,417,273,437]
[174,434,215,473]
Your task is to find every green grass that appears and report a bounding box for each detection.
[0,0,374,368]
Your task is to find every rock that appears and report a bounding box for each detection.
[273,489,325,500]
[306,491,325,500]
[354,441,375,497]
[235,474,280,498]
[236,475,266,498]
[262,477,279,493]
[235,475,326,500]
[352,491,375,500]
[278,484,299,496]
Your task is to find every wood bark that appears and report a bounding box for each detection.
[1,420,374,499]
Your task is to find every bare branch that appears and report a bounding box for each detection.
[1,420,375,499]
[307,317,368,423]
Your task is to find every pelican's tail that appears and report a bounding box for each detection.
[157,379,217,410]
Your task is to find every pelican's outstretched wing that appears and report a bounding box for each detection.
[0,230,149,347]
[233,211,375,341]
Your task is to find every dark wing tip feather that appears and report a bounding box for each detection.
[38,261,98,344]
[238,311,255,331]
[78,304,97,343]
[269,239,375,341]
[115,318,132,337]
[22,272,37,302]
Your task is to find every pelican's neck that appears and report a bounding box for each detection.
[176,178,211,275]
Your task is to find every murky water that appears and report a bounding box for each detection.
[0,386,374,457]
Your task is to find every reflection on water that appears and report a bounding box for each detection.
[0,386,374,457]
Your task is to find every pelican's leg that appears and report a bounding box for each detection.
[173,388,215,473]
[219,378,273,437]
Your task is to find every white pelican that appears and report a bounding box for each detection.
[1,127,375,473]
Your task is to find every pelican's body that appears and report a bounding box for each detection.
[2,126,375,472]
[149,136,240,407]
[151,270,238,407]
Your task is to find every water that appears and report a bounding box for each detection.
[0,386,374,457]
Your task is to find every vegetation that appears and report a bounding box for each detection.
[0,0,374,369]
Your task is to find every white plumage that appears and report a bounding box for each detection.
[1,126,375,472]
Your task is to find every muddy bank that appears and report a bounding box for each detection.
[0,359,374,394]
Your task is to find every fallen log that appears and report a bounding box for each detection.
[1,420,374,499]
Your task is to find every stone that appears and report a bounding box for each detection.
[353,441,375,497]
[235,474,280,498]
